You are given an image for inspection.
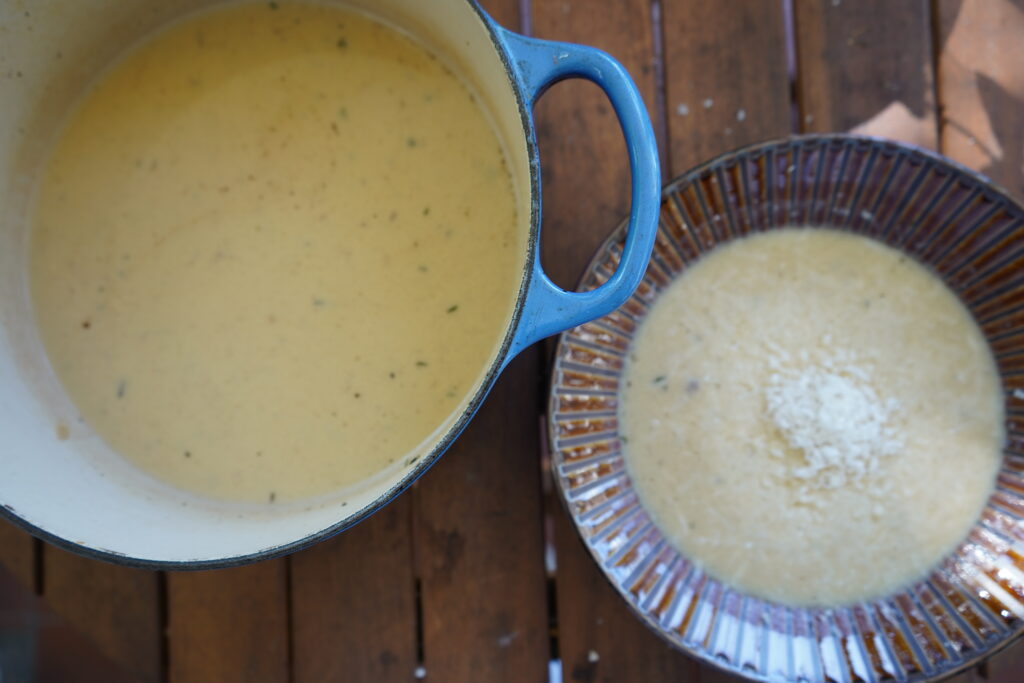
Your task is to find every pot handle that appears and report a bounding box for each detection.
[495,28,661,363]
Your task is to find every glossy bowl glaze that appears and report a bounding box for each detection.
[548,135,1024,682]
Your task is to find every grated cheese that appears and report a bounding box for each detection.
[765,353,902,489]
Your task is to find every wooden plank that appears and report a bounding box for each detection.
[697,664,752,683]
[798,3,1024,679]
[981,638,1024,682]
[662,0,791,177]
[799,2,1017,681]
[0,564,138,683]
[406,5,551,683]
[936,0,1024,201]
[532,0,662,290]
[0,520,35,590]
[551,510,701,682]
[530,1,699,680]
[532,0,786,680]
[794,0,937,147]
[960,3,1024,661]
[291,496,417,683]
[167,560,289,683]
[413,349,550,682]
[42,546,162,683]
[477,0,519,30]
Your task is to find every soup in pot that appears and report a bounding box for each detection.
[30,1,525,503]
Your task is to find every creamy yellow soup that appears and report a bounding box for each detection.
[31,2,524,503]
[620,228,1004,606]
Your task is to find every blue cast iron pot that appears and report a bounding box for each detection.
[0,0,659,567]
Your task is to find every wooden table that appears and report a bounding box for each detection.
[2,0,1023,680]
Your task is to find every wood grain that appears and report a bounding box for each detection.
[413,349,550,682]
[406,5,552,682]
[697,664,755,683]
[14,1,1024,682]
[0,520,35,590]
[477,0,519,30]
[935,3,1024,675]
[662,0,791,177]
[933,0,1024,673]
[981,640,1024,682]
[42,546,162,683]
[936,0,1024,200]
[291,5,527,679]
[0,564,139,683]
[530,1,700,680]
[551,510,700,682]
[795,2,1016,682]
[794,0,937,146]
[291,497,417,683]
[532,0,661,290]
[167,560,290,683]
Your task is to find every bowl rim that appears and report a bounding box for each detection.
[547,132,1024,682]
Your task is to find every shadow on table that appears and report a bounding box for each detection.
[0,564,136,683]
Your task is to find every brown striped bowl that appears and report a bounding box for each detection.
[548,135,1024,682]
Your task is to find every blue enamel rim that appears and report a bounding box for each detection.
[0,0,660,570]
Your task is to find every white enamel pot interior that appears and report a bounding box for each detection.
[0,0,659,567]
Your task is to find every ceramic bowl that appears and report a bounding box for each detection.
[548,135,1024,682]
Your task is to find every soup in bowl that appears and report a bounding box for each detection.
[549,135,1024,682]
